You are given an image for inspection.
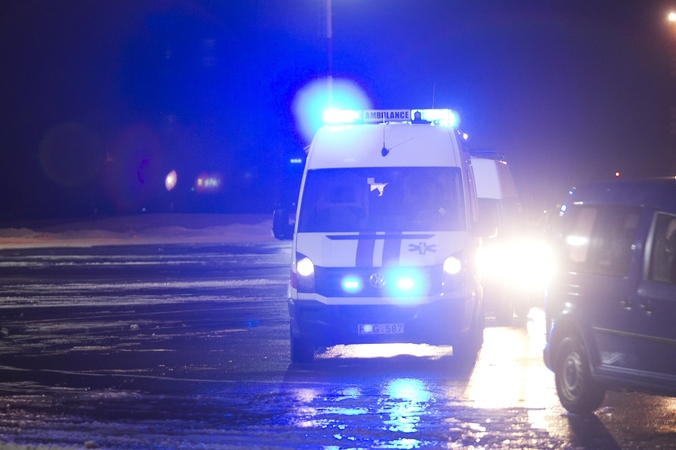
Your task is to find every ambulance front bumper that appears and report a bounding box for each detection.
[288,295,475,347]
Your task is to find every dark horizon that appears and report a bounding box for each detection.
[1,0,674,221]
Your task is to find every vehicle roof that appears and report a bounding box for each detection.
[471,157,519,199]
[306,122,461,170]
[567,178,676,211]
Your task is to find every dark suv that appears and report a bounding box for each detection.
[544,179,676,414]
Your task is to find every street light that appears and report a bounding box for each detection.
[669,12,676,174]
[325,0,333,107]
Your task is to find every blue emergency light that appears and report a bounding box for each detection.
[322,109,459,127]
[341,275,363,294]
[412,109,459,127]
[384,268,425,297]
[323,109,362,124]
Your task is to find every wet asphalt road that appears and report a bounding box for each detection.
[0,243,674,449]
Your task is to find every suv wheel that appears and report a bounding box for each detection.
[290,327,314,363]
[555,336,606,414]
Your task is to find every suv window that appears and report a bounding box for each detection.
[648,212,676,284]
[559,204,641,277]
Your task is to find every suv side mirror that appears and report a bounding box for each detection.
[272,208,294,240]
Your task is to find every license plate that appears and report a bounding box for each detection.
[358,323,404,335]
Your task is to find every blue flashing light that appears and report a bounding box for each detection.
[321,108,460,126]
[341,275,363,294]
[386,379,430,402]
[292,78,372,142]
[413,109,460,127]
[384,268,425,297]
[396,277,415,290]
[323,109,361,124]
[289,158,303,164]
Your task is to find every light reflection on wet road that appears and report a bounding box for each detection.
[0,243,674,448]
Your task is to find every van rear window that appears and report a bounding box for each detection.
[298,167,466,232]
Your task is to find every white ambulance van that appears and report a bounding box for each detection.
[472,153,552,324]
[273,109,486,363]
[470,154,526,323]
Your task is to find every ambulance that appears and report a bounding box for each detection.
[273,108,486,363]
[472,153,553,324]
[470,154,527,323]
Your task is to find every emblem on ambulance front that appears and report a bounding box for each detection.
[369,273,386,288]
[408,242,437,255]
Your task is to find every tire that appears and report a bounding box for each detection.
[453,309,484,364]
[555,336,606,414]
[290,327,314,363]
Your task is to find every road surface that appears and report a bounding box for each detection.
[0,242,673,449]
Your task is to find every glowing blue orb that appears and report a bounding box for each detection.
[292,78,371,143]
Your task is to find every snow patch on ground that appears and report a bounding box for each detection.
[0,214,275,248]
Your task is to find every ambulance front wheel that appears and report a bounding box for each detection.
[452,310,484,364]
[290,327,314,363]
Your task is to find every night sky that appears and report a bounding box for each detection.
[1,0,674,220]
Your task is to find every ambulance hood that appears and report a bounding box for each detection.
[297,232,467,268]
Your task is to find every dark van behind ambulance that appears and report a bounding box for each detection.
[544,178,676,413]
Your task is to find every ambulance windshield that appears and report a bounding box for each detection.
[298,167,465,232]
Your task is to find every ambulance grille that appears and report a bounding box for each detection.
[313,266,443,298]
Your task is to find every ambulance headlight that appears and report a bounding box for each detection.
[341,275,363,294]
[477,238,554,291]
[295,255,316,293]
[510,239,555,291]
[297,257,315,277]
[443,256,462,275]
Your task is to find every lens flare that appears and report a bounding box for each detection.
[165,170,177,191]
[292,78,371,143]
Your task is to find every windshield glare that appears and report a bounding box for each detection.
[298,167,465,232]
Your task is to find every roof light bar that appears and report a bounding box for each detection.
[322,109,362,124]
[412,109,459,127]
[322,108,460,127]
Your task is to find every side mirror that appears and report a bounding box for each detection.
[272,208,294,240]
